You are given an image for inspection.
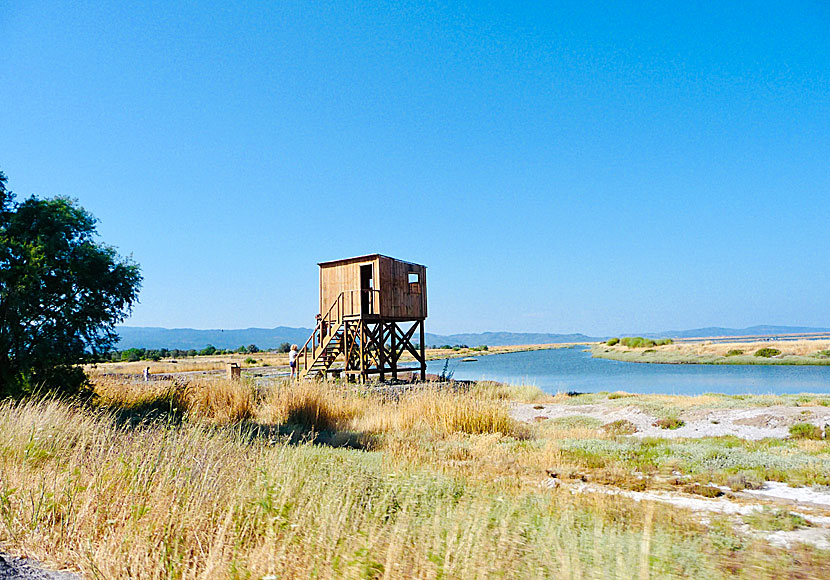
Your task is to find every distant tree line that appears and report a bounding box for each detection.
[103,342,294,362]
[429,344,488,351]
[605,337,673,348]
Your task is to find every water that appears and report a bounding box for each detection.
[423,346,830,395]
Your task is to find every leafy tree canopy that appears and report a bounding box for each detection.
[0,170,142,396]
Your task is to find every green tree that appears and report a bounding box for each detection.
[0,170,142,396]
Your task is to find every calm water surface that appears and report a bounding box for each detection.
[423,346,830,395]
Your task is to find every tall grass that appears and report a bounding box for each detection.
[3,380,829,578]
[0,396,729,579]
[94,375,256,424]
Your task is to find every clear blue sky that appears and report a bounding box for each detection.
[2,1,828,336]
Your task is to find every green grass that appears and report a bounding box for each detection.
[789,422,824,440]
[743,508,811,532]
[558,436,830,486]
[754,348,782,358]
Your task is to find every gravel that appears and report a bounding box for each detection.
[0,555,79,580]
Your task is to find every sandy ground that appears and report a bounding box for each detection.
[512,402,830,440]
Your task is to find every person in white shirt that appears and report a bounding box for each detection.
[289,344,299,379]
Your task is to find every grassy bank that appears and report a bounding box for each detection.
[1,379,829,578]
[592,339,830,365]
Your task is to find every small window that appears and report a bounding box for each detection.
[408,272,421,294]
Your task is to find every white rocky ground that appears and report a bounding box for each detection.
[515,402,830,550]
[511,402,830,440]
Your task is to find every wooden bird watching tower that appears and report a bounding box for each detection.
[298,254,427,382]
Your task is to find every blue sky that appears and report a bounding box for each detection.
[2,1,828,335]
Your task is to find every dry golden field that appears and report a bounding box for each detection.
[2,375,830,578]
[595,338,830,365]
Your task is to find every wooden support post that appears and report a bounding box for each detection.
[378,321,385,382]
[359,321,365,384]
[389,322,398,381]
[419,320,426,381]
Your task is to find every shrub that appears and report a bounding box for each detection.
[725,349,744,357]
[620,337,655,348]
[244,357,258,365]
[815,349,830,358]
[654,338,673,346]
[727,471,764,491]
[754,348,781,358]
[655,417,685,430]
[789,422,823,440]
[602,419,638,435]
[606,337,620,346]
[743,508,810,531]
[277,342,291,353]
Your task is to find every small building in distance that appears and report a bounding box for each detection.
[299,254,427,381]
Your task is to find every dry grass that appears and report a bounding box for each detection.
[94,375,256,424]
[87,352,293,375]
[0,396,726,580]
[3,379,830,578]
[599,339,830,362]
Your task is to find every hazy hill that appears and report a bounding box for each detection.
[114,324,830,351]
[115,326,314,350]
[115,326,600,350]
[423,331,598,346]
[641,325,830,339]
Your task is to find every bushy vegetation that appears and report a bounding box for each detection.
[602,419,638,435]
[654,417,685,430]
[618,337,673,348]
[725,349,744,356]
[754,348,782,358]
[788,422,823,440]
[606,337,620,346]
[743,509,811,532]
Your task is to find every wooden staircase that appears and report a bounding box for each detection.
[297,292,348,379]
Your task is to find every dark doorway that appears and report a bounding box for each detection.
[360,264,373,314]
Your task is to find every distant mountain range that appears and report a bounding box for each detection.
[114,324,830,350]
[638,325,830,339]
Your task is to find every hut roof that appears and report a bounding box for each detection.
[317,254,426,268]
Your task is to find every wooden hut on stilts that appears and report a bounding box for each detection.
[298,255,427,382]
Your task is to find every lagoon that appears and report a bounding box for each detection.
[424,346,830,395]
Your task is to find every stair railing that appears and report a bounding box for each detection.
[299,292,345,375]
[297,288,381,376]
